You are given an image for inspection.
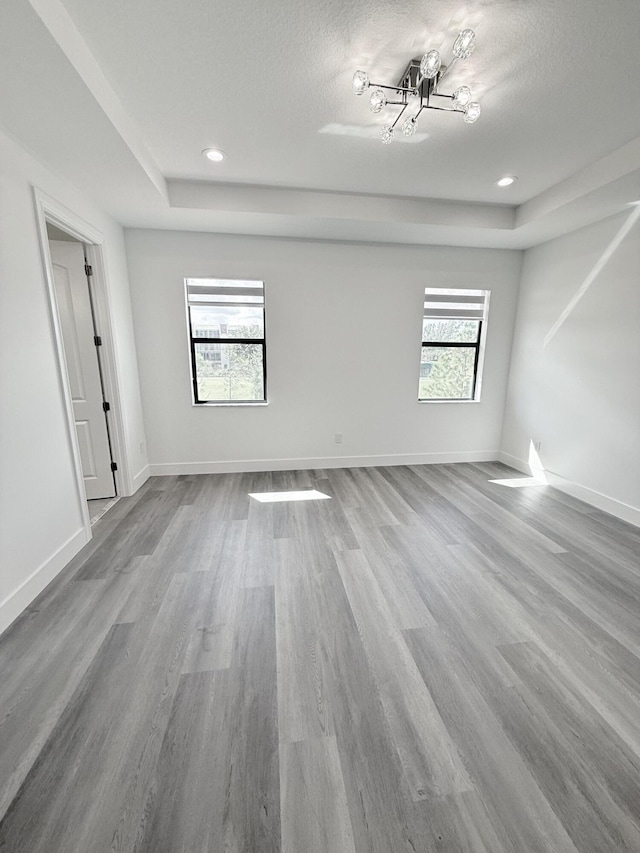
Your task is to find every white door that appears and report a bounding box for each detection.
[50,240,116,499]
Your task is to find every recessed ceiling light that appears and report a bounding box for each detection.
[496,175,517,187]
[202,148,225,162]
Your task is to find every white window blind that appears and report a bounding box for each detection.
[423,289,487,321]
[186,280,264,309]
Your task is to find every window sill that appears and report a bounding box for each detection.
[193,401,269,407]
[418,399,480,404]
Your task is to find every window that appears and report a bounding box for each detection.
[418,288,489,401]
[186,278,266,404]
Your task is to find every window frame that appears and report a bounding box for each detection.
[418,289,490,403]
[185,278,267,406]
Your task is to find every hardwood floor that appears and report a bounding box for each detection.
[1,462,639,852]
[87,497,120,525]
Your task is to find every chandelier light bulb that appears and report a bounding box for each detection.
[369,88,387,113]
[463,101,481,123]
[352,70,370,95]
[452,86,472,109]
[420,49,441,80]
[381,125,395,144]
[401,116,417,137]
[453,29,477,60]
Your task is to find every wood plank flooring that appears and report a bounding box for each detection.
[1,462,640,852]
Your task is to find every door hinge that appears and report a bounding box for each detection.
[85,263,93,277]
[111,461,118,472]
[102,401,111,412]
[94,335,102,347]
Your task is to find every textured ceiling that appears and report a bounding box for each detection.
[2,0,640,245]
[55,0,640,203]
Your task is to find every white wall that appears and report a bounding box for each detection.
[0,129,148,634]
[125,229,522,473]
[501,209,640,525]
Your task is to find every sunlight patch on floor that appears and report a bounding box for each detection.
[491,440,549,488]
[489,477,547,489]
[248,489,331,503]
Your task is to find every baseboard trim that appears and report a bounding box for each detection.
[131,464,150,494]
[0,526,89,637]
[498,451,640,528]
[497,451,533,475]
[148,450,499,477]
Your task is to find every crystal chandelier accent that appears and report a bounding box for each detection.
[452,86,472,109]
[381,125,395,144]
[369,88,387,113]
[419,50,441,80]
[351,27,481,143]
[453,29,476,60]
[401,116,417,137]
[352,70,370,95]
[463,102,481,123]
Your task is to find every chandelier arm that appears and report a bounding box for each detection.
[390,103,408,130]
[424,104,464,113]
[373,83,417,94]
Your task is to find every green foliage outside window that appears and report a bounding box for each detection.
[419,319,480,400]
[195,325,264,401]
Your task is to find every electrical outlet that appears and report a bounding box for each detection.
[334,433,343,444]
[533,440,542,452]
[139,441,145,455]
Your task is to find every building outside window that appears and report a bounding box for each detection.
[419,288,490,401]
[185,278,266,404]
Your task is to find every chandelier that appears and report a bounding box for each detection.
[352,29,481,143]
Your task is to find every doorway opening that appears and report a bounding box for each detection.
[34,189,129,537]
[46,224,118,523]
